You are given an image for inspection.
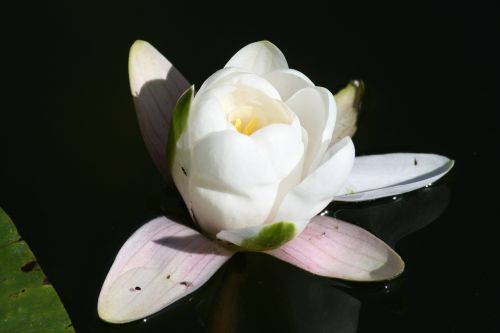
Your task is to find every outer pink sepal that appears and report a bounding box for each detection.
[129,40,190,181]
[266,215,404,281]
[98,217,233,323]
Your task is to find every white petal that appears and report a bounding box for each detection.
[191,130,278,188]
[217,139,354,250]
[98,217,233,323]
[198,69,281,100]
[209,72,282,100]
[335,153,455,202]
[189,130,279,235]
[187,90,232,146]
[129,40,190,181]
[331,80,364,145]
[263,69,314,101]
[286,87,337,175]
[224,41,288,75]
[251,122,304,179]
[266,216,404,281]
[273,137,355,232]
[197,67,246,94]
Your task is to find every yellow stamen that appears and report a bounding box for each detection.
[243,118,259,135]
[232,118,242,132]
[231,117,260,135]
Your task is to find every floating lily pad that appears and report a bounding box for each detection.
[0,207,75,332]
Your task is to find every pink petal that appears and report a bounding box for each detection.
[129,41,190,181]
[266,215,404,281]
[98,217,233,323]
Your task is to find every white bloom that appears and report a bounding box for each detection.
[97,40,454,323]
[167,41,355,249]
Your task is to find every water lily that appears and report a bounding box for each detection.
[98,41,454,323]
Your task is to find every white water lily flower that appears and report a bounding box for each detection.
[98,40,454,323]
[168,41,355,249]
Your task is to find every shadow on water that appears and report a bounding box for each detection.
[328,185,450,247]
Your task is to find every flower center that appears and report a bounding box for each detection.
[223,86,293,136]
[231,117,260,135]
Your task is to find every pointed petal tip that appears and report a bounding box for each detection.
[258,39,278,48]
[349,79,365,107]
[130,39,150,50]
[225,40,288,75]
[97,302,129,324]
[449,158,456,168]
[128,40,177,97]
[128,39,155,64]
[336,79,365,111]
[366,247,405,282]
[350,79,364,88]
[244,40,280,51]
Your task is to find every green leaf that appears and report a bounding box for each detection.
[0,207,75,333]
[240,222,296,251]
[166,85,194,171]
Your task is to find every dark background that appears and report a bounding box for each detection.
[1,1,498,332]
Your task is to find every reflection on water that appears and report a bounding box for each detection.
[202,253,361,333]
[119,186,450,332]
[330,186,450,247]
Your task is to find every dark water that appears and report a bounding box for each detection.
[1,1,497,332]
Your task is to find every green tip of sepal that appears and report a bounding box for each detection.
[166,85,194,171]
[240,222,297,251]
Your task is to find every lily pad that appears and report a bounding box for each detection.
[0,207,75,332]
